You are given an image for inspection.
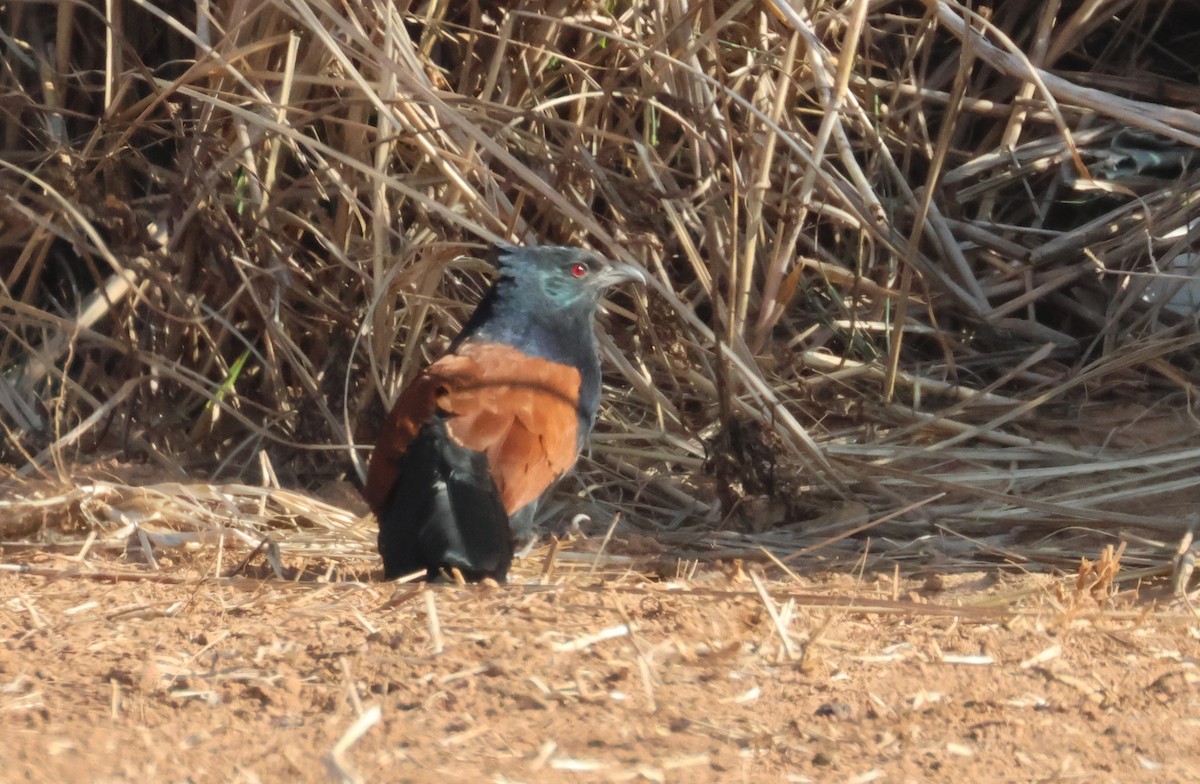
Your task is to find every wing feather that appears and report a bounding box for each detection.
[364,341,582,518]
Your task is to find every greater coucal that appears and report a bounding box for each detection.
[364,243,645,581]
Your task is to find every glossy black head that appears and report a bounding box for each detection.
[488,243,647,310]
[454,243,645,352]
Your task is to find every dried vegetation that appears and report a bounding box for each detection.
[3,0,1200,590]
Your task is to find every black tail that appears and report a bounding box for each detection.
[376,418,513,581]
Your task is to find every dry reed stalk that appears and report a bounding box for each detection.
[0,0,1198,585]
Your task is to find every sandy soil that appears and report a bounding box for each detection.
[2,540,1198,784]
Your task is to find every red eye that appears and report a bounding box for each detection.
[569,262,588,278]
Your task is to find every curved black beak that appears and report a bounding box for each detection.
[594,258,647,289]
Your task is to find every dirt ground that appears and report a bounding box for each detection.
[3,537,1198,784]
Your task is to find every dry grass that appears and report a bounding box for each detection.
[3,0,1200,588]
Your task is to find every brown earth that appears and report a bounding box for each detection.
[2,539,1198,784]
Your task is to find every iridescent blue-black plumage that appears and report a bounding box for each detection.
[454,244,639,448]
[365,244,644,580]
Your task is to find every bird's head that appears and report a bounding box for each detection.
[488,243,647,311]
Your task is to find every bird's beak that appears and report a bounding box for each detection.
[595,259,648,289]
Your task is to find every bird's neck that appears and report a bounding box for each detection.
[452,283,602,424]
[457,284,598,367]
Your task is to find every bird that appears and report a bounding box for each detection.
[363,243,646,582]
